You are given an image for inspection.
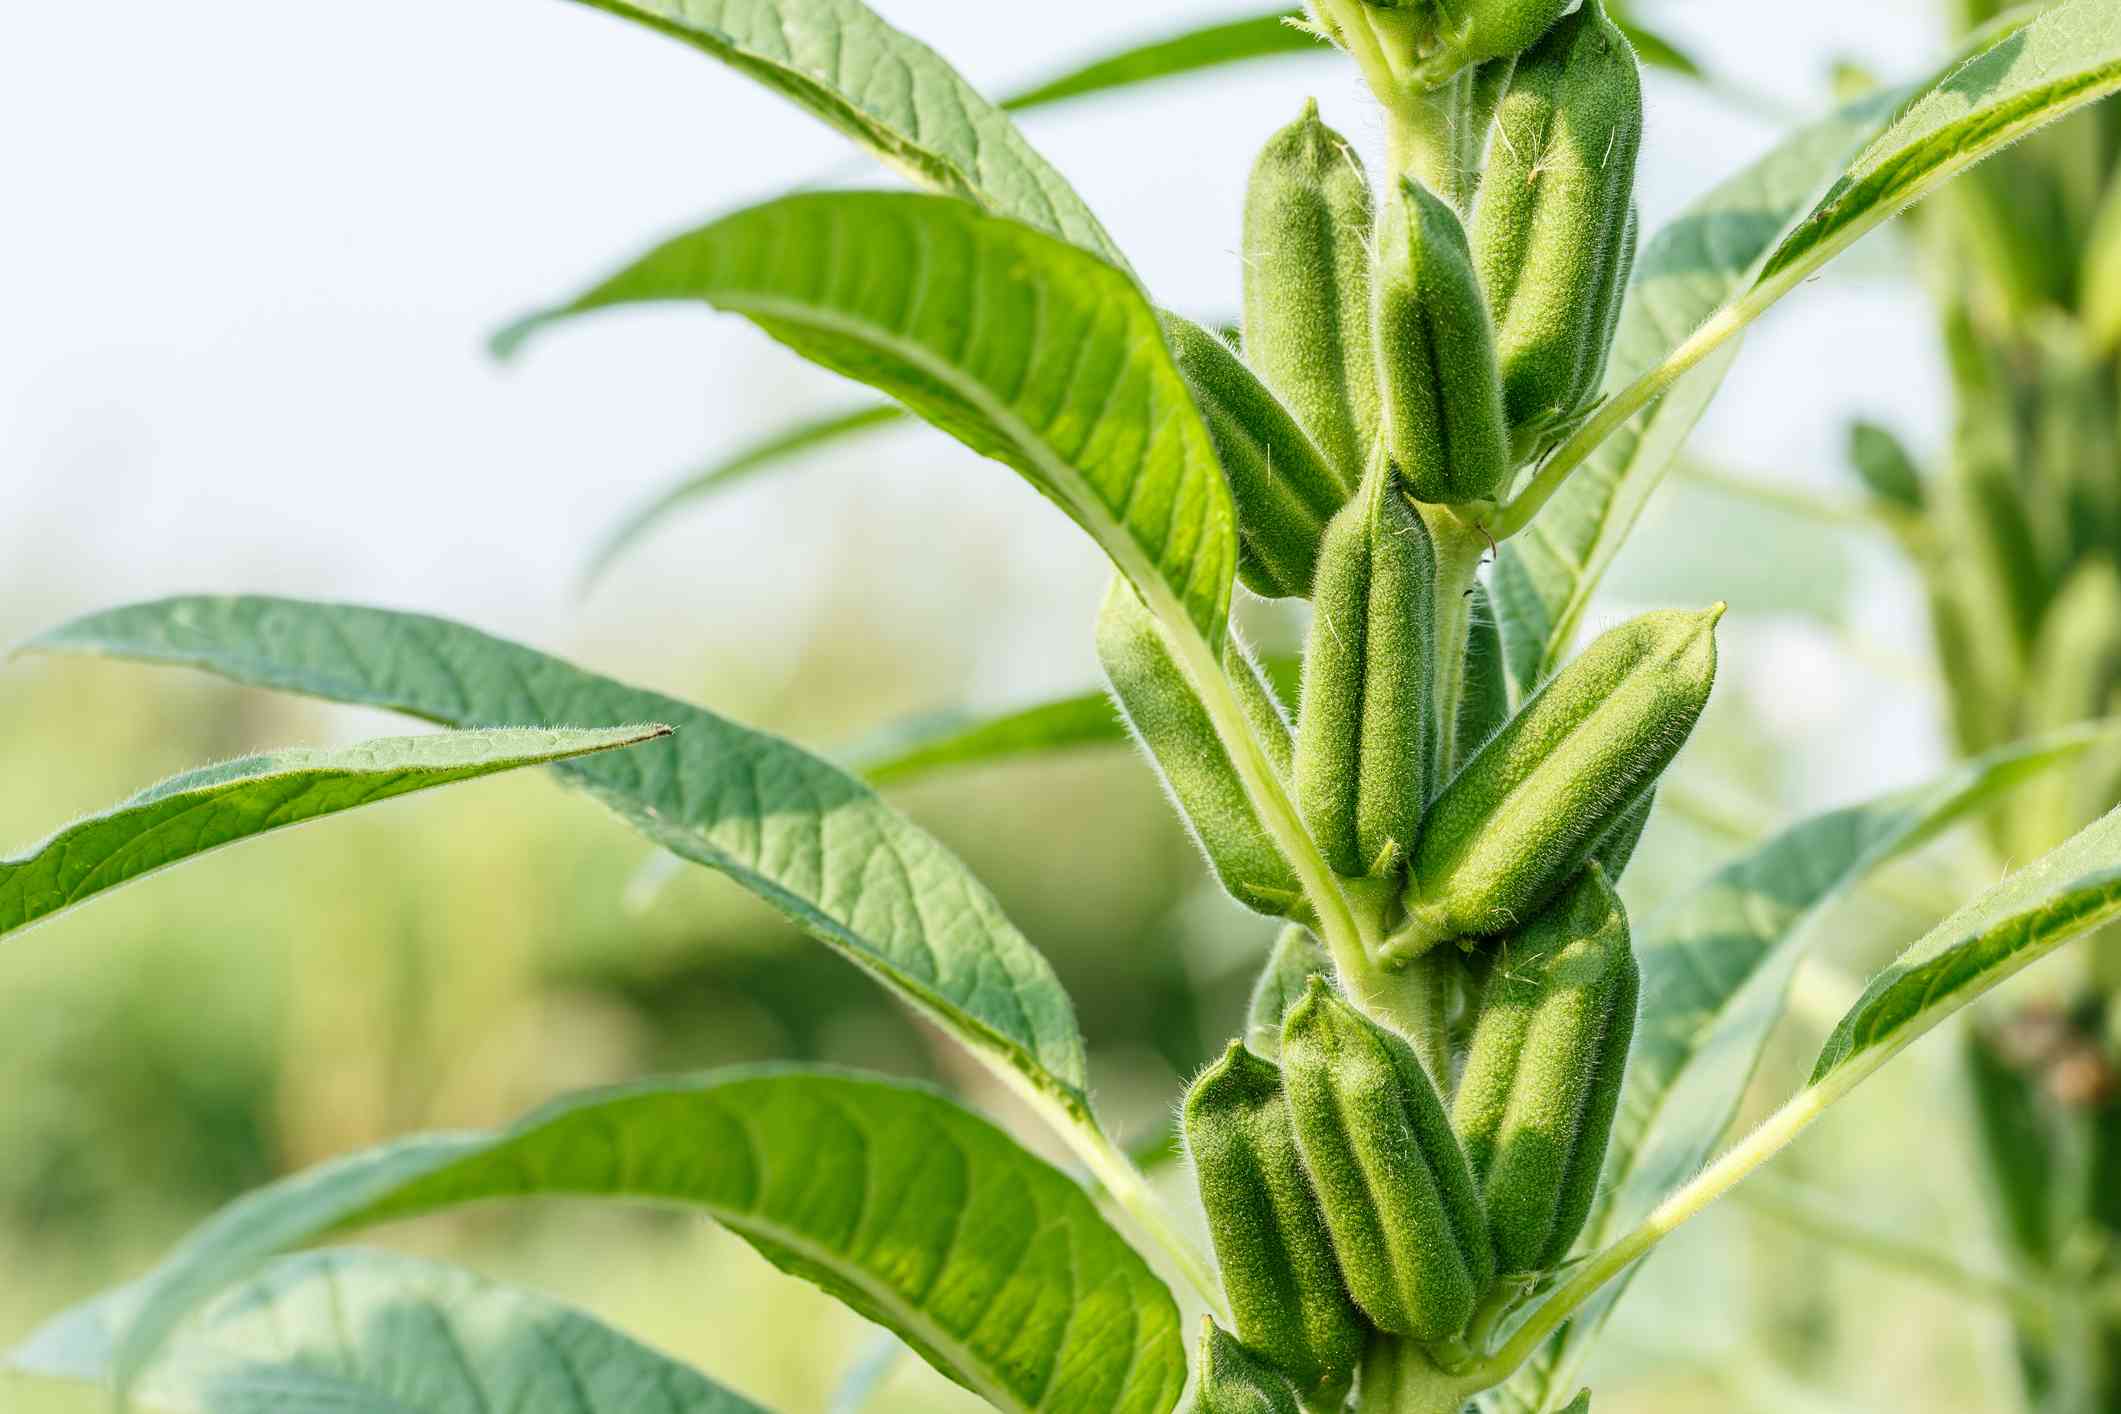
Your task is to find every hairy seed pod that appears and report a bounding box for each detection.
[1281,979,1492,1341]
[1448,0,1580,77]
[1297,460,1439,878]
[1586,782,1654,883]
[1456,580,1513,767]
[1243,100,1382,486]
[1165,313,1351,600]
[1375,178,1513,506]
[1473,1,1643,462]
[1184,1042,1367,1401]
[1248,925,1335,1059]
[1399,605,1721,954]
[1452,866,1638,1274]
[1099,577,1305,916]
[1194,1319,1304,1414]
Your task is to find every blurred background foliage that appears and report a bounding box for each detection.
[2,0,2109,1410]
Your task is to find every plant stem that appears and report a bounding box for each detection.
[1423,504,1490,776]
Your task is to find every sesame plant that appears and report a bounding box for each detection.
[11,2,2121,1412]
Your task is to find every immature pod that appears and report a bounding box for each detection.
[1243,101,1381,486]
[1375,179,1513,506]
[1399,606,1721,954]
[1451,867,1638,1274]
[1246,925,1334,1058]
[1281,979,1492,1341]
[1184,1042,1367,1401]
[1193,1319,1303,1414]
[1441,0,1580,80]
[1165,313,1350,599]
[1472,1,1643,462]
[1099,577,1305,916]
[1297,460,1439,879]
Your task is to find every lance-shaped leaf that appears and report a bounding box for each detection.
[0,726,668,942]
[27,596,1091,1104]
[570,0,1125,265]
[1494,90,1897,688]
[78,1070,1187,1414]
[500,191,1239,648]
[1503,0,2121,683]
[582,404,907,591]
[999,8,1712,113]
[10,1248,768,1413]
[1496,727,2113,1411]
[1813,808,2121,1086]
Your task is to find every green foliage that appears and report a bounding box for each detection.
[28,597,1094,1103]
[1184,1043,1365,1402]
[1298,462,1439,881]
[1165,313,1351,601]
[1099,578,1305,917]
[11,1250,769,1413]
[1376,179,1512,506]
[1401,607,1720,955]
[1244,101,1381,488]
[1281,981,1490,1343]
[1452,867,1637,1276]
[1473,1,1642,463]
[79,1070,1187,1413]
[497,190,1239,648]
[1846,419,1927,513]
[0,726,667,941]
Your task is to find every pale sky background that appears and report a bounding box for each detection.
[0,0,1955,791]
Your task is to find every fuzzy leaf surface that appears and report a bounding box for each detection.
[0,726,666,942]
[28,597,1090,1101]
[502,192,1238,648]
[10,1249,768,1413]
[77,1071,1185,1413]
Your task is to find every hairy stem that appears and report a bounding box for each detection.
[1359,1337,1472,1414]
[1422,504,1491,776]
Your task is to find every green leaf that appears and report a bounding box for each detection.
[500,191,1239,649]
[1001,12,1322,111]
[848,696,1125,787]
[10,1249,768,1413]
[1506,0,2121,679]
[581,404,907,591]
[0,725,668,942]
[1494,89,1898,687]
[1813,807,2121,1086]
[997,8,1711,114]
[87,1070,1187,1414]
[27,596,1091,1103]
[1498,728,2114,1410]
[570,0,1125,265]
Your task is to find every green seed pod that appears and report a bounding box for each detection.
[1193,1319,1303,1414]
[1243,101,1382,486]
[1473,1,1643,461]
[1184,1042,1367,1402]
[1281,979,1492,1341]
[1446,0,1580,78]
[1247,925,1335,1059]
[1297,460,1439,879]
[1847,420,1926,513]
[1452,866,1638,1274]
[1375,178,1513,506]
[1098,577,1305,916]
[1456,580,1513,767]
[1586,783,1654,883]
[1165,313,1351,600]
[1400,605,1721,954]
